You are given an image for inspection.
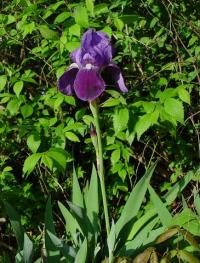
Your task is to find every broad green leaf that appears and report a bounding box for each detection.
[7,99,19,115]
[69,24,81,37]
[23,153,41,175]
[114,18,124,31]
[86,0,94,16]
[65,42,80,52]
[74,6,89,28]
[4,201,24,250]
[65,131,80,142]
[54,12,71,24]
[115,162,157,248]
[41,154,53,170]
[113,108,129,133]
[47,148,68,172]
[135,111,159,140]
[94,3,109,15]
[72,167,84,208]
[101,98,120,107]
[21,104,33,118]
[38,25,58,40]
[13,81,24,98]
[111,149,121,164]
[0,75,7,91]
[23,233,33,263]
[74,238,87,263]
[172,208,200,236]
[177,85,191,104]
[27,133,41,153]
[148,185,172,227]
[45,197,60,262]
[164,98,184,123]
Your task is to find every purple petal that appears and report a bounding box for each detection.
[58,67,78,95]
[70,48,82,66]
[104,64,128,93]
[74,69,105,101]
[80,29,112,67]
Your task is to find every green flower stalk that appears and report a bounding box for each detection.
[90,100,110,236]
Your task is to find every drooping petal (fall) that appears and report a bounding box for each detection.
[74,69,105,101]
[103,63,128,93]
[58,66,78,95]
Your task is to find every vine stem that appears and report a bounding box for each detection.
[89,100,110,236]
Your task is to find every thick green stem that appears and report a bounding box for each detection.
[89,100,110,236]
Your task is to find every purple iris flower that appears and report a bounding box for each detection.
[58,29,128,101]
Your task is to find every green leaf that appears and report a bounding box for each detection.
[135,111,159,140]
[148,185,173,227]
[111,149,121,164]
[38,25,58,40]
[27,133,41,153]
[47,230,76,261]
[177,85,191,104]
[67,202,94,239]
[72,167,84,208]
[13,81,24,98]
[41,154,53,171]
[107,221,116,262]
[65,42,80,52]
[74,6,89,28]
[74,238,87,263]
[65,131,80,142]
[113,108,129,133]
[23,153,41,175]
[194,193,200,216]
[115,162,157,248]
[23,233,33,263]
[69,24,81,37]
[164,98,184,123]
[4,201,24,250]
[86,0,94,16]
[21,104,33,118]
[45,197,60,262]
[58,201,80,245]
[0,75,7,91]
[7,99,19,115]
[85,165,100,239]
[114,18,124,31]
[54,12,71,24]
[101,98,120,107]
[46,148,68,172]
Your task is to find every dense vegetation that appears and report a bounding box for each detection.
[0,0,200,262]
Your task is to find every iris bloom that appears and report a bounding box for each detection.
[58,29,128,101]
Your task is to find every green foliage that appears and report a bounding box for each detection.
[5,164,200,262]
